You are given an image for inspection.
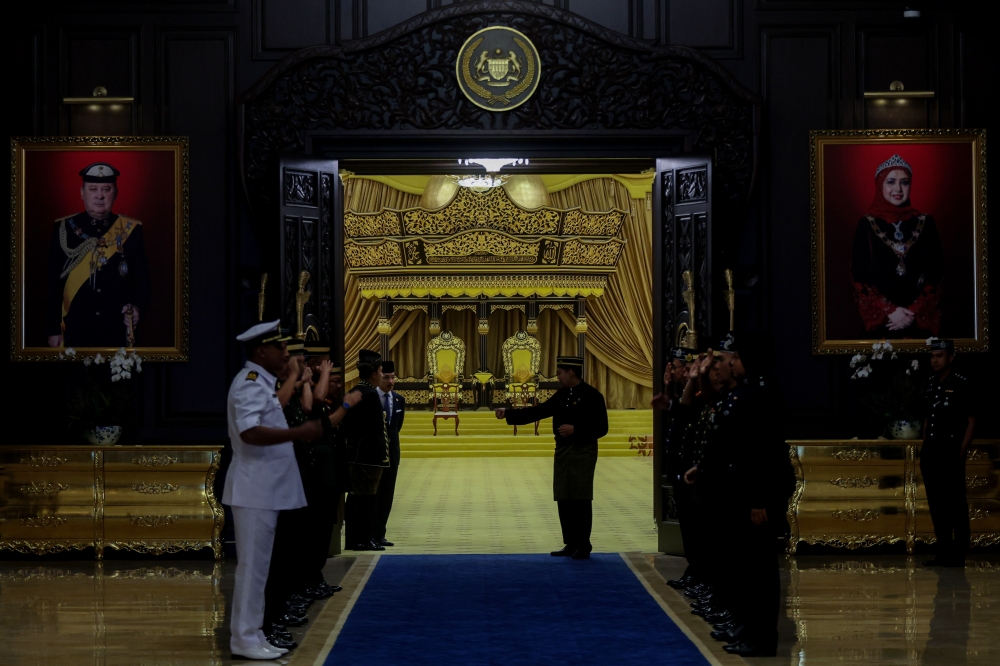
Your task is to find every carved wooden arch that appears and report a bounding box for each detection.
[237,0,759,226]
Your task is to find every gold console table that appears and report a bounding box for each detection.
[0,445,224,559]
[787,439,1000,554]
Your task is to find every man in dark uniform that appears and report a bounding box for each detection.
[922,338,976,568]
[652,347,701,589]
[714,331,793,657]
[342,350,391,551]
[375,360,406,547]
[496,355,608,559]
[46,162,151,348]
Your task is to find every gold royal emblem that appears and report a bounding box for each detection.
[456,26,540,111]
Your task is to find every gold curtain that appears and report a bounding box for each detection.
[343,179,421,381]
[549,179,654,408]
[342,176,653,408]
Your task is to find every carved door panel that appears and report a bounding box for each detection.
[277,156,342,362]
[652,156,713,554]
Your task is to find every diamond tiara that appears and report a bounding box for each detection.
[875,154,912,179]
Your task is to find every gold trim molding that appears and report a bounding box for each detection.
[358,275,606,300]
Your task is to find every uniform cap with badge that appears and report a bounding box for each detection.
[926,337,954,353]
[236,319,291,349]
[80,162,120,184]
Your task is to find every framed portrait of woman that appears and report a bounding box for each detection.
[810,129,988,354]
[10,137,190,361]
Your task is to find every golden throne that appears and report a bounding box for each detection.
[502,331,542,435]
[427,331,466,436]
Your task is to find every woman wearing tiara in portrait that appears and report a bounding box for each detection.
[850,154,945,338]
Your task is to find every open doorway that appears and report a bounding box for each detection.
[277,154,713,554]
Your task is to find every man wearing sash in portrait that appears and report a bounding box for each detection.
[46,162,151,348]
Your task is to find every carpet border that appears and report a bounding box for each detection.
[288,553,381,666]
[619,552,747,666]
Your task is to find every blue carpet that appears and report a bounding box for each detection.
[324,554,708,666]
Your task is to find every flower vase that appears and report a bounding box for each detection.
[84,425,122,446]
[889,420,922,440]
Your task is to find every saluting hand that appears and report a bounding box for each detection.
[699,349,714,375]
[650,392,671,410]
[494,408,506,419]
[319,359,332,376]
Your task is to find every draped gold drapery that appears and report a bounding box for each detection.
[342,177,653,408]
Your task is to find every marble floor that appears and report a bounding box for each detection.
[3,552,998,665]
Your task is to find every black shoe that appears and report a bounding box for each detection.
[265,632,297,650]
[367,539,386,551]
[320,583,342,594]
[666,575,692,589]
[352,542,371,551]
[684,584,708,598]
[268,629,293,642]
[713,620,736,632]
[691,605,713,617]
[705,609,733,624]
[377,538,394,547]
[571,549,591,560]
[551,546,574,556]
[304,585,334,600]
[724,640,776,657]
[710,624,745,643]
[288,594,312,606]
[275,613,307,627]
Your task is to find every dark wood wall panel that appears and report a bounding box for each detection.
[669,0,742,57]
[154,31,235,428]
[567,0,631,37]
[367,0,427,37]
[256,0,330,56]
[859,25,939,129]
[760,27,840,432]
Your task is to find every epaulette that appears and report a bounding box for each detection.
[246,371,258,381]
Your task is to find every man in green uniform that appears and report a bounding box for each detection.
[496,355,608,559]
[922,338,976,568]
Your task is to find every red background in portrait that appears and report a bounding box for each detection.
[22,149,177,348]
[822,141,976,341]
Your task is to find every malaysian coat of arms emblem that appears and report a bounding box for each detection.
[456,26,540,111]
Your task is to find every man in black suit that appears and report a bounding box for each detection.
[375,360,405,547]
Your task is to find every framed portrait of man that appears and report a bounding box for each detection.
[10,137,189,361]
[810,129,988,354]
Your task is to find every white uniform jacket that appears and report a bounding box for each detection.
[222,361,307,510]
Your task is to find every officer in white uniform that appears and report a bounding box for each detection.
[224,320,322,660]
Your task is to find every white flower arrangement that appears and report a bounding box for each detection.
[109,347,143,382]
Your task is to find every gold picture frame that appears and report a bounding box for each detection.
[810,129,988,354]
[10,137,190,361]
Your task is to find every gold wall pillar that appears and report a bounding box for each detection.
[377,299,392,360]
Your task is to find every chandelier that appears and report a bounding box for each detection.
[451,158,529,192]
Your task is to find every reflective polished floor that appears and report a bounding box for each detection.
[3,552,999,664]
[652,553,1000,665]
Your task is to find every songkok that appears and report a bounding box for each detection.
[330,361,344,374]
[79,162,120,184]
[926,338,954,353]
[716,332,737,353]
[381,360,395,374]
[358,349,383,376]
[305,341,331,358]
[286,340,305,356]
[875,154,912,179]
[236,319,290,347]
[670,347,695,362]
[556,356,584,369]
